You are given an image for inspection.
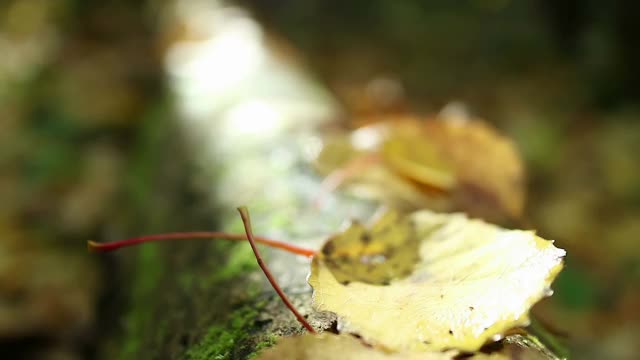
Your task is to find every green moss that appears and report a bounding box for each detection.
[120,244,164,359]
[249,334,279,359]
[177,243,259,293]
[117,104,171,359]
[185,303,266,360]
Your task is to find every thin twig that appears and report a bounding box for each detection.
[88,232,315,257]
[237,206,316,333]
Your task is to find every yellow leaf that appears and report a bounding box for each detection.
[255,333,458,360]
[380,120,456,190]
[254,333,529,359]
[308,210,565,352]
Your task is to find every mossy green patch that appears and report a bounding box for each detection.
[120,244,164,359]
[185,303,267,360]
[249,334,279,359]
[117,104,174,359]
[125,102,172,208]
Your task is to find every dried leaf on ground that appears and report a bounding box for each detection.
[314,116,525,222]
[423,117,525,221]
[308,210,565,352]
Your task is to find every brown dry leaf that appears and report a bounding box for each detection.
[423,117,525,221]
[314,133,445,212]
[314,116,525,221]
[315,118,455,191]
[308,210,565,352]
[381,122,456,190]
[380,120,456,190]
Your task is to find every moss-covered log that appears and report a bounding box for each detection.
[95,3,566,360]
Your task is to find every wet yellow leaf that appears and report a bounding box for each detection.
[308,210,565,352]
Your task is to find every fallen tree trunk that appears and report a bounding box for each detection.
[95,2,566,359]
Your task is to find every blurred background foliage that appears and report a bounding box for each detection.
[0,0,638,359]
